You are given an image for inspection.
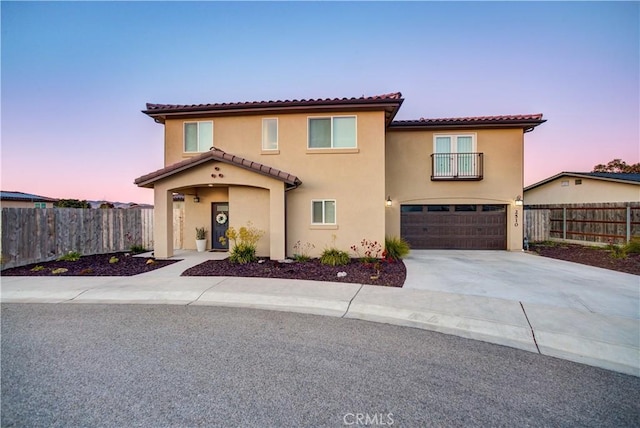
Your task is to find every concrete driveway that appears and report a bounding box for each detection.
[404,250,639,320]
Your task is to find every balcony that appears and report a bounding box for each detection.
[431,152,483,181]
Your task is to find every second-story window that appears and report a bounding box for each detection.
[262,118,278,150]
[184,121,213,153]
[433,134,477,178]
[308,116,356,149]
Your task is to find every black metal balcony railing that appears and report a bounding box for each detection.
[431,152,483,181]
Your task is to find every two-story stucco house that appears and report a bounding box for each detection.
[134,92,545,259]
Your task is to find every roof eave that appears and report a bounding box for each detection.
[388,119,546,131]
[524,172,640,192]
[142,100,404,124]
[134,150,302,189]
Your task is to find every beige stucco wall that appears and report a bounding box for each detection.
[183,187,228,250]
[1,201,55,208]
[385,128,526,250]
[524,177,640,204]
[162,111,387,258]
[149,160,285,259]
[229,187,270,256]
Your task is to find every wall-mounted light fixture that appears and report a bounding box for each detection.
[193,190,200,203]
[515,195,523,206]
[386,196,392,207]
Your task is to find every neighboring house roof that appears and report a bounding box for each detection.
[0,191,58,203]
[390,114,545,132]
[143,92,404,125]
[134,148,302,189]
[524,172,640,191]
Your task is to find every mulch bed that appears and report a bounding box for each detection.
[1,252,179,277]
[182,258,407,287]
[528,243,640,276]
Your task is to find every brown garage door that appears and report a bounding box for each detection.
[401,204,507,250]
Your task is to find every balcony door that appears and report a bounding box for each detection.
[434,135,475,178]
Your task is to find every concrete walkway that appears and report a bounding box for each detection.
[2,250,638,377]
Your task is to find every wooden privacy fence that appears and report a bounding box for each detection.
[524,202,640,244]
[1,208,153,270]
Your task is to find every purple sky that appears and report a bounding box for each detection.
[2,2,638,205]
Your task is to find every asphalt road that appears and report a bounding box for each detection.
[2,303,639,427]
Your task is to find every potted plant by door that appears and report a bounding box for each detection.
[195,227,207,252]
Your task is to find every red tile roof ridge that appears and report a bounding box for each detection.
[145,92,402,111]
[394,113,544,123]
[134,148,301,188]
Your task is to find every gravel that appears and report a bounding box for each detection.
[182,258,407,287]
[0,252,179,276]
[529,243,640,275]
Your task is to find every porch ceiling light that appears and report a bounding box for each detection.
[193,196,200,203]
[386,196,392,207]
[515,195,523,206]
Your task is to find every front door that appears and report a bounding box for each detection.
[212,202,229,250]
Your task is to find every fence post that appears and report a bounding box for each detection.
[627,205,631,243]
[563,207,567,240]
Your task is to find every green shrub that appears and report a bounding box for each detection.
[57,251,82,262]
[224,222,265,264]
[607,242,627,259]
[320,248,350,266]
[109,256,119,264]
[384,236,410,260]
[30,265,45,272]
[624,238,640,254]
[229,243,257,264]
[129,244,147,254]
[51,268,68,275]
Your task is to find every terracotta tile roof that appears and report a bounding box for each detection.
[143,93,404,124]
[145,92,402,113]
[134,149,302,189]
[390,114,545,130]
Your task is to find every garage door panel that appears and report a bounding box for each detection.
[401,205,506,250]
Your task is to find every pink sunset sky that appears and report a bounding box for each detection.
[2,2,638,205]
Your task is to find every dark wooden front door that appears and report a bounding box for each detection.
[401,204,507,250]
[212,202,229,250]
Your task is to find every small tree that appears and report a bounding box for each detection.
[592,159,640,173]
[54,199,91,208]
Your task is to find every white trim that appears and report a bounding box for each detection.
[433,133,478,177]
[433,132,477,153]
[311,199,337,225]
[261,118,278,151]
[184,121,214,153]
[307,115,357,149]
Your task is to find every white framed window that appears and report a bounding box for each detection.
[184,121,213,153]
[311,200,336,224]
[561,180,569,187]
[433,133,477,177]
[262,118,278,150]
[308,116,356,149]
